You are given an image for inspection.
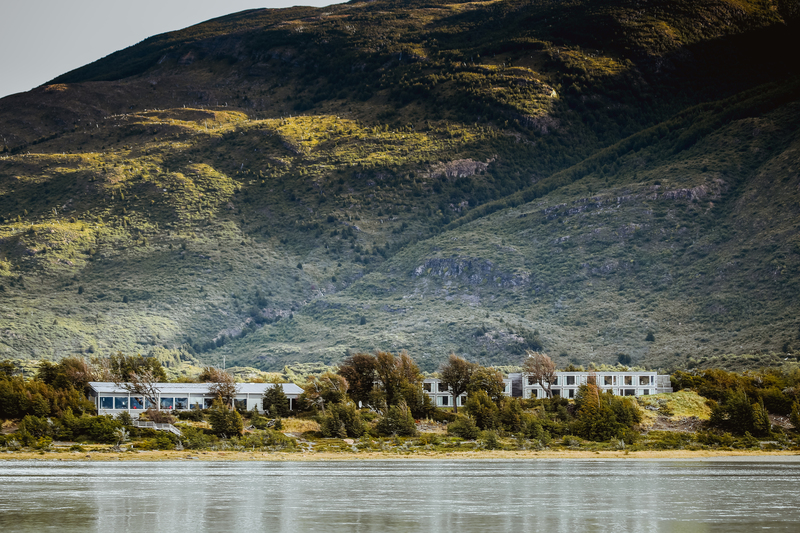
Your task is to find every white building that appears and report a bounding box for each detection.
[423,377,513,407]
[87,382,303,417]
[422,372,671,405]
[520,371,672,400]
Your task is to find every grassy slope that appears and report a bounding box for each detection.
[0,0,799,370]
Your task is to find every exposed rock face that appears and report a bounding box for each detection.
[413,257,529,288]
[428,159,490,180]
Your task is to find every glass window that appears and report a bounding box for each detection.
[423,383,432,392]
[624,376,633,386]
[604,376,613,386]
[191,401,203,410]
[438,383,448,393]
[624,389,636,396]
[566,376,575,385]
[640,376,652,385]
[529,389,538,399]
[175,397,188,410]
[203,398,215,409]
[642,389,650,395]
[552,389,561,397]
[440,396,449,406]
[115,397,128,409]
[131,397,144,410]
[552,377,559,385]
[527,376,535,385]
[100,397,114,409]
[160,397,174,410]
[145,398,157,409]
[234,399,247,411]
[568,389,575,399]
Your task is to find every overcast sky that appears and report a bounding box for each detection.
[0,1,344,99]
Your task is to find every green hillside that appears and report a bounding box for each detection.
[0,0,799,371]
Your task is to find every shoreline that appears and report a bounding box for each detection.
[4,449,800,462]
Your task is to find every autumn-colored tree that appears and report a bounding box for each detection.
[301,371,348,413]
[200,367,238,409]
[523,350,556,398]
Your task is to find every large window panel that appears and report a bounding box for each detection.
[175,397,188,410]
[131,397,144,410]
[100,397,114,409]
[114,397,128,409]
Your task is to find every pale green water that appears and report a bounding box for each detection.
[1,458,799,532]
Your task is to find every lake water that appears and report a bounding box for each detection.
[1,458,799,532]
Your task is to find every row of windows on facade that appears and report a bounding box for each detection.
[527,388,652,399]
[99,397,249,411]
[527,375,654,386]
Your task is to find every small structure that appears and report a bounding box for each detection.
[87,382,303,417]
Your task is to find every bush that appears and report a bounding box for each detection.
[376,402,417,437]
[447,417,479,439]
[320,402,365,438]
[143,409,176,424]
[465,390,499,430]
[177,409,205,422]
[478,430,501,450]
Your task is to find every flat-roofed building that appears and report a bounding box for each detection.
[423,377,512,407]
[518,371,672,400]
[88,382,303,416]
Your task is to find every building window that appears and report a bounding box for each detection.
[529,389,538,399]
[160,397,174,410]
[640,376,652,385]
[566,376,575,385]
[100,397,114,409]
[642,389,650,395]
[603,376,613,386]
[234,399,247,411]
[203,398,215,409]
[175,397,188,410]
[438,383,449,393]
[440,396,449,406]
[131,397,144,410]
[552,377,559,385]
[552,389,561,397]
[624,389,635,396]
[624,376,633,386]
[568,389,575,399]
[145,398,157,409]
[191,402,203,410]
[423,383,432,392]
[527,376,536,386]
[114,397,128,410]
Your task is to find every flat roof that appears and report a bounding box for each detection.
[88,381,304,395]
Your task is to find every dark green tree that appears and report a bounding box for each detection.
[262,381,290,417]
[439,353,476,414]
[337,352,377,407]
[208,399,244,437]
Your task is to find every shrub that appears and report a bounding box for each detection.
[177,409,205,422]
[447,416,479,439]
[465,390,499,430]
[143,408,176,424]
[320,402,365,438]
[376,402,417,437]
[478,430,501,450]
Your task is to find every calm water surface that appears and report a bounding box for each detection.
[1,458,799,532]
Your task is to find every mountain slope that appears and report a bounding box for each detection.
[0,0,799,371]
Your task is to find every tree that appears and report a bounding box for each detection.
[373,350,424,409]
[439,353,476,413]
[208,399,243,437]
[523,350,556,398]
[467,366,506,403]
[790,402,800,431]
[375,401,417,437]
[465,389,499,430]
[0,360,17,379]
[102,353,166,409]
[262,381,290,417]
[320,401,365,438]
[301,371,348,413]
[337,352,376,407]
[200,367,238,409]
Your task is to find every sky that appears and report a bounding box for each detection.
[0,1,344,99]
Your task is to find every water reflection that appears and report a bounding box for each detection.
[1,459,799,532]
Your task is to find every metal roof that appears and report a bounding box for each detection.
[88,381,304,396]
